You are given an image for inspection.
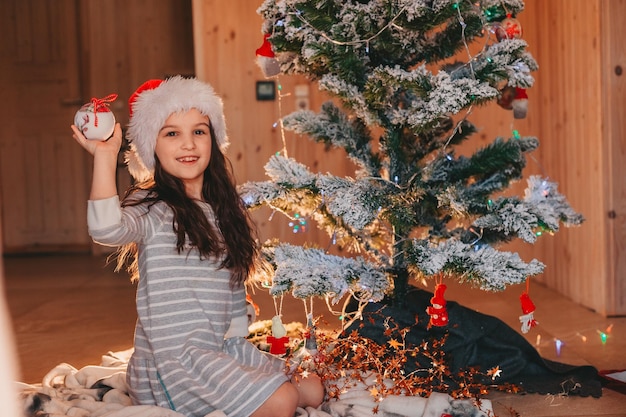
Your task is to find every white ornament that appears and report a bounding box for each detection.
[74,95,117,141]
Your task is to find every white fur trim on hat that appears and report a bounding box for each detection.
[125,76,229,180]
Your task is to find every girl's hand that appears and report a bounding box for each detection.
[71,123,123,157]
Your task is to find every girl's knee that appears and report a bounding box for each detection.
[251,382,298,417]
[293,373,325,409]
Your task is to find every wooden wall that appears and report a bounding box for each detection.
[191,0,357,251]
[0,0,195,253]
[78,0,195,115]
[192,0,626,315]
[77,0,197,196]
[515,0,626,316]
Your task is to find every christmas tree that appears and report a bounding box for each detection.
[243,0,583,324]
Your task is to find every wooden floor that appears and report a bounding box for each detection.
[4,253,626,416]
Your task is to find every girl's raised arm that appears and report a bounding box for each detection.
[71,123,123,200]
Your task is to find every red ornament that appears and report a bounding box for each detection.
[519,292,538,333]
[501,14,523,39]
[426,283,449,327]
[497,85,516,109]
[495,14,523,41]
[267,315,289,354]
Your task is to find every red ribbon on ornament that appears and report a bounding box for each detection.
[90,94,118,127]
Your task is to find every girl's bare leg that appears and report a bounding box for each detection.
[292,373,324,409]
[251,382,298,417]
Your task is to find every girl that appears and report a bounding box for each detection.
[71,76,324,417]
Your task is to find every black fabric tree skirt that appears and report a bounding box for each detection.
[346,285,603,398]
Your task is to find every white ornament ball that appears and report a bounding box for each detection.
[74,107,116,141]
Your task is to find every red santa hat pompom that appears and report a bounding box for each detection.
[255,34,281,78]
[519,292,538,333]
[125,76,229,182]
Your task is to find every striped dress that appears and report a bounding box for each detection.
[87,195,288,417]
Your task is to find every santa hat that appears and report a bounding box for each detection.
[125,75,229,181]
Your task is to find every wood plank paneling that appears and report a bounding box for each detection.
[509,1,603,311]
[0,0,195,253]
[78,0,196,128]
[601,0,626,314]
[0,0,89,252]
[514,0,626,315]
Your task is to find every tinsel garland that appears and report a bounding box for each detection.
[248,316,521,411]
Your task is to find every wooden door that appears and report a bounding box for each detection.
[0,0,91,252]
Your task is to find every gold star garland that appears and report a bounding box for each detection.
[250,314,522,406]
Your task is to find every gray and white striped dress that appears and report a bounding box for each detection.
[87,195,288,417]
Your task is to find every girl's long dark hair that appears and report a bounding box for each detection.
[117,126,257,288]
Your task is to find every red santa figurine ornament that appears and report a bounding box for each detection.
[266,315,290,355]
[519,292,538,333]
[426,283,449,327]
